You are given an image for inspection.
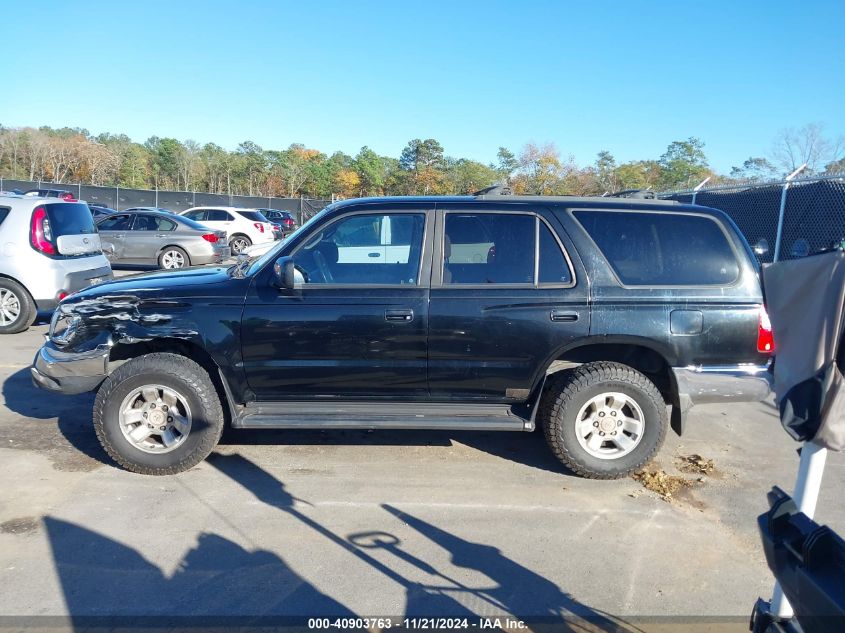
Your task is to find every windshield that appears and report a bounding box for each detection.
[237,210,268,222]
[245,207,333,276]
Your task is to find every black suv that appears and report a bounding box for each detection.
[31,193,773,478]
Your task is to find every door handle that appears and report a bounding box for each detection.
[155,233,168,238]
[385,308,414,322]
[368,252,381,258]
[550,310,579,322]
[115,233,126,238]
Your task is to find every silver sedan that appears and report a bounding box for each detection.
[96,211,230,269]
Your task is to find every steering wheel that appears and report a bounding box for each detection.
[313,249,335,283]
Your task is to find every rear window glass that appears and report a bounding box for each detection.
[45,203,97,238]
[573,210,740,286]
[0,207,9,226]
[237,210,268,222]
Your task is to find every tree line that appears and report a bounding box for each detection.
[0,122,842,199]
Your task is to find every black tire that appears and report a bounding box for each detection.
[0,278,36,334]
[93,353,225,475]
[540,361,668,479]
[158,245,190,269]
[229,234,252,255]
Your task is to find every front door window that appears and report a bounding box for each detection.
[293,213,425,285]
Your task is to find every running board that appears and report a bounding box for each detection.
[232,401,532,431]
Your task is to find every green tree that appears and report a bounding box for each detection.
[352,146,385,196]
[594,150,619,193]
[145,136,185,189]
[495,146,518,183]
[657,137,709,190]
[445,158,497,194]
[399,138,446,194]
[729,157,777,182]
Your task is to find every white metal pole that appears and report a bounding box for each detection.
[769,440,829,618]
[773,164,807,262]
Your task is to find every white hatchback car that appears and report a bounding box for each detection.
[0,195,112,333]
[179,207,275,255]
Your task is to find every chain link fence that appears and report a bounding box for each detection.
[0,178,331,225]
[660,174,845,264]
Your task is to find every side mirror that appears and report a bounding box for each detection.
[273,256,297,289]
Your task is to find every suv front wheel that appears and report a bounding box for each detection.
[93,353,225,475]
[541,361,667,479]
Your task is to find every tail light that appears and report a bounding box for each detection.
[283,218,294,227]
[272,224,281,232]
[757,306,775,353]
[60,193,76,202]
[201,233,219,243]
[254,222,264,233]
[30,206,56,255]
[56,290,69,302]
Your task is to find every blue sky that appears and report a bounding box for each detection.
[1,0,843,172]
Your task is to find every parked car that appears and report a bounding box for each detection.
[23,188,76,201]
[256,208,298,236]
[96,210,230,269]
[86,202,117,219]
[179,206,275,254]
[0,194,112,334]
[32,193,774,477]
[123,207,175,214]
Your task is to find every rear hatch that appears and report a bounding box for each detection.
[32,202,101,257]
[237,210,274,236]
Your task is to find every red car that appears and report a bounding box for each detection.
[23,188,76,201]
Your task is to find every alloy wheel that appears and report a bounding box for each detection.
[118,385,192,454]
[574,392,645,460]
[0,288,21,326]
[161,250,186,269]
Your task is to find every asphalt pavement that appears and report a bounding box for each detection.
[1,322,843,632]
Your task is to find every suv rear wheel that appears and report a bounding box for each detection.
[541,361,667,479]
[93,353,224,475]
[0,278,36,334]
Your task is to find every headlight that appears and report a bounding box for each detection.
[50,311,81,346]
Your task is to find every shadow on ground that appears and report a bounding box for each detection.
[1,367,107,471]
[2,366,571,475]
[43,452,637,629]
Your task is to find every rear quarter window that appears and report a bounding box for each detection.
[237,210,268,222]
[0,207,9,226]
[573,210,740,286]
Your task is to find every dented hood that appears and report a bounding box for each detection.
[69,266,233,301]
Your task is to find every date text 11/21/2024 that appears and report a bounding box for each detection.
[307,617,528,630]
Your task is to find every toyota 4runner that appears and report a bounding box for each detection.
[31,192,774,478]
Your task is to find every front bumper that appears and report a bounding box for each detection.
[31,342,110,395]
[672,362,773,410]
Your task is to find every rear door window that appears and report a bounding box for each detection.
[573,210,740,286]
[538,220,572,284]
[131,214,177,231]
[208,209,233,222]
[444,213,535,284]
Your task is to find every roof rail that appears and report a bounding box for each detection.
[605,189,656,199]
[473,184,512,197]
